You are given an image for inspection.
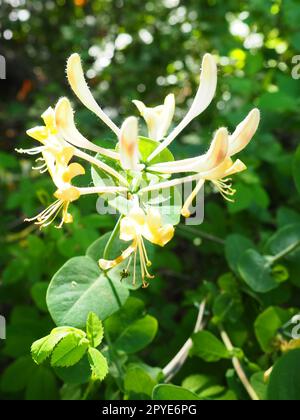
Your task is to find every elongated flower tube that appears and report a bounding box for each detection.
[149,108,260,173]
[119,117,140,171]
[133,94,175,141]
[147,54,217,162]
[148,127,229,174]
[55,97,120,160]
[67,53,120,137]
[99,206,174,287]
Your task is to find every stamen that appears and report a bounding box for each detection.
[212,179,236,202]
[25,200,61,221]
[16,146,45,155]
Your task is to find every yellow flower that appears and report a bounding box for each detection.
[17,107,68,163]
[99,206,174,287]
[142,109,260,217]
[54,97,129,185]
[24,135,128,228]
[25,148,85,228]
[133,94,175,141]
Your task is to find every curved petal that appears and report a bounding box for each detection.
[133,93,175,141]
[158,93,176,140]
[99,242,136,270]
[148,127,228,174]
[66,54,120,137]
[41,107,56,132]
[119,116,140,171]
[147,53,217,161]
[26,126,48,142]
[229,108,260,156]
[62,162,85,183]
[55,98,119,160]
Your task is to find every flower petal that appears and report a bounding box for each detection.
[147,53,217,161]
[55,97,119,160]
[148,127,228,174]
[26,126,48,142]
[41,107,56,132]
[158,93,175,140]
[133,94,175,141]
[119,116,140,171]
[62,162,85,183]
[66,53,120,137]
[99,243,136,270]
[229,108,260,156]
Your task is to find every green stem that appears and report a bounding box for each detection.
[268,241,300,266]
[177,225,225,245]
[103,215,122,260]
[81,381,94,400]
[105,330,124,392]
[102,215,124,309]
[219,327,259,401]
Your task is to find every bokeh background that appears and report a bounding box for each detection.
[1,0,300,400]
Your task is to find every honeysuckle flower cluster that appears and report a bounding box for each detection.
[18,52,260,287]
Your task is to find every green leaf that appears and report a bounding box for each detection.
[267,349,300,400]
[114,315,158,354]
[25,366,58,400]
[152,384,200,400]
[138,136,174,164]
[0,356,35,393]
[212,293,243,324]
[250,372,267,400]
[182,374,218,394]
[238,250,278,293]
[225,234,254,274]
[227,183,253,214]
[293,146,300,194]
[31,328,70,364]
[30,282,48,312]
[124,364,161,397]
[87,347,109,381]
[51,333,89,368]
[254,307,292,353]
[47,256,129,328]
[265,224,300,262]
[86,312,104,348]
[55,355,92,385]
[191,331,230,362]
[60,384,82,400]
[86,232,112,261]
[258,91,297,113]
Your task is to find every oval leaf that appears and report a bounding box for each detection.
[47,256,129,328]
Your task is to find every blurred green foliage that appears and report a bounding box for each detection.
[1,0,300,400]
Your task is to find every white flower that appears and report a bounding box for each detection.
[133,93,175,141]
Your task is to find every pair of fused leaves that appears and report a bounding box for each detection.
[31,312,108,382]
